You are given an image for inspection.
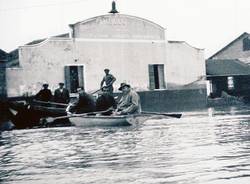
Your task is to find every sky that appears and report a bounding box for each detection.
[0,0,249,58]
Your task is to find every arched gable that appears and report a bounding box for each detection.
[70,14,165,40]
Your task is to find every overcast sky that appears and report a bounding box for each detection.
[0,0,249,58]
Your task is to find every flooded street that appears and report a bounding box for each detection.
[0,106,250,184]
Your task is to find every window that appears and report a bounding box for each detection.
[227,76,234,90]
[243,37,250,51]
[148,64,165,90]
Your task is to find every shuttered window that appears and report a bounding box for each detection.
[148,64,166,90]
[243,37,250,51]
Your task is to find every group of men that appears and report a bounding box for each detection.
[35,68,141,115]
[35,82,70,104]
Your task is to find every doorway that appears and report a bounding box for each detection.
[64,65,84,93]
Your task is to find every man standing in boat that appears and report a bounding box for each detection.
[100,68,116,94]
[54,82,70,104]
[115,83,141,115]
[35,83,52,102]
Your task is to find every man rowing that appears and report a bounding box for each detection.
[66,82,141,116]
[68,87,96,114]
[95,87,117,115]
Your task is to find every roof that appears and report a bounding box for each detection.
[25,33,69,46]
[7,49,19,61]
[209,32,250,59]
[0,49,7,61]
[168,40,204,50]
[53,33,69,38]
[206,59,250,76]
[70,14,165,30]
[26,39,46,45]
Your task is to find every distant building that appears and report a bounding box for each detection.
[209,32,250,63]
[0,49,8,98]
[207,32,250,98]
[5,8,205,97]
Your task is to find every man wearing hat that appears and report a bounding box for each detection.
[54,82,70,104]
[100,68,116,94]
[35,83,52,102]
[115,83,141,115]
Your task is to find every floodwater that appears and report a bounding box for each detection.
[0,106,250,184]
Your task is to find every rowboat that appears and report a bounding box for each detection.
[7,100,69,129]
[69,114,147,127]
[67,108,182,127]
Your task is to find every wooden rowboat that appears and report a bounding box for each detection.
[68,109,182,127]
[69,114,146,127]
[7,100,69,129]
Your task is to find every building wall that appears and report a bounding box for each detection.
[166,41,205,86]
[5,14,205,97]
[210,34,250,63]
[72,14,165,40]
[6,38,167,97]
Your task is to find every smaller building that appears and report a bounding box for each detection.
[209,32,250,63]
[207,32,250,100]
[0,49,8,98]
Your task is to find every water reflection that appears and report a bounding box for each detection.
[0,106,250,183]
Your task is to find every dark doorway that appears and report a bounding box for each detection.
[70,66,79,93]
[153,65,160,89]
[64,65,84,93]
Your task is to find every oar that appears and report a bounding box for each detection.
[45,108,114,124]
[90,87,109,95]
[141,111,182,118]
[91,88,104,94]
[33,100,68,107]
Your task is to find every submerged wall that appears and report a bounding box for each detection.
[138,88,207,112]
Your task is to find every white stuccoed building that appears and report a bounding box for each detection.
[5,9,205,97]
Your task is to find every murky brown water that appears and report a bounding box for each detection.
[0,106,250,184]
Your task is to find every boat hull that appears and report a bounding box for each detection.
[70,115,135,127]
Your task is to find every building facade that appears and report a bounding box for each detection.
[0,49,8,98]
[6,13,205,97]
[209,32,250,64]
[207,32,250,99]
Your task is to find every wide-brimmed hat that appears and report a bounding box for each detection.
[59,82,64,86]
[43,83,49,87]
[104,68,110,72]
[118,83,130,91]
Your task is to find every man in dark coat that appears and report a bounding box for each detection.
[96,88,117,115]
[54,83,70,104]
[35,83,52,102]
[68,88,96,114]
